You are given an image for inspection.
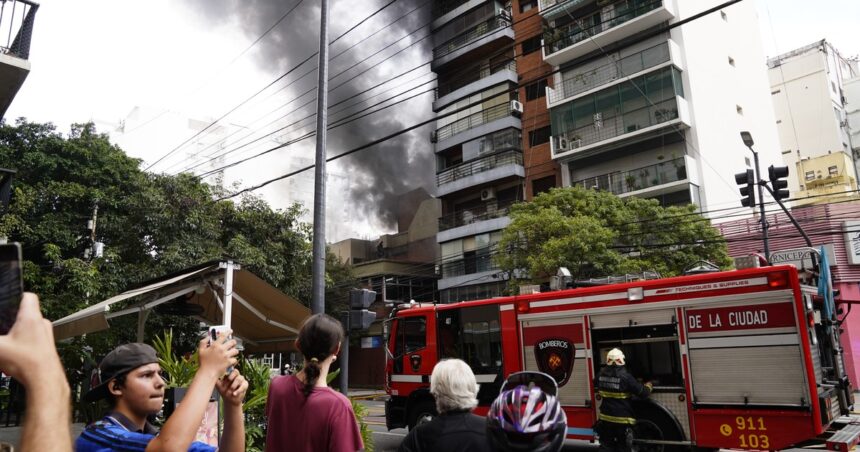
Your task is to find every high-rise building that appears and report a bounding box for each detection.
[541,0,780,212]
[429,0,782,302]
[768,40,860,206]
[431,1,524,303]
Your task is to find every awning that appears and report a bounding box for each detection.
[52,261,310,353]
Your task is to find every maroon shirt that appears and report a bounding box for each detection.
[265,375,364,452]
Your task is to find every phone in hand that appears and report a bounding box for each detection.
[0,243,23,335]
[208,325,234,374]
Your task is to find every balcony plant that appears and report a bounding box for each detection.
[625,174,638,192]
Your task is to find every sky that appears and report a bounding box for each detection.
[3,0,860,240]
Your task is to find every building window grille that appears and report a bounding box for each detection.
[829,166,839,177]
[805,171,815,181]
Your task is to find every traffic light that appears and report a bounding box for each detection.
[348,288,377,330]
[734,169,756,208]
[768,165,789,201]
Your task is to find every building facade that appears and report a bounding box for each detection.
[540,0,781,214]
[0,0,38,118]
[768,40,860,206]
[716,201,860,385]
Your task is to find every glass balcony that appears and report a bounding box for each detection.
[441,253,500,278]
[437,149,523,186]
[438,202,516,231]
[572,157,686,196]
[550,66,686,156]
[437,59,516,100]
[434,101,515,143]
[539,0,590,21]
[433,14,512,61]
[543,0,675,66]
[434,0,472,19]
[547,42,670,106]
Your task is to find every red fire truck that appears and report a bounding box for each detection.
[384,265,858,450]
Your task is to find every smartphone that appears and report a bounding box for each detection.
[0,243,23,335]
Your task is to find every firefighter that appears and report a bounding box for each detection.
[595,348,652,452]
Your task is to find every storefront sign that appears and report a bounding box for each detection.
[769,244,835,268]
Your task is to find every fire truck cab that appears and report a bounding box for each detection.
[384,265,857,450]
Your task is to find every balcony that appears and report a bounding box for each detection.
[546,41,676,108]
[572,156,689,197]
[434,59,516,111]
[552,95,689,160]
[440,253,500,279]
[438,201,515,231]
[539,0,590,22]
[432,14,514,70]
[0,0,38,118]
[434,101,520,149]
[437,149,524,196]
[542,0,675,67]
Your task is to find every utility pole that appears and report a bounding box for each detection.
[741,132,770,261]
[311,0,330,315]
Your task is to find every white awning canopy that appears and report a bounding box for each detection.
[51,261,310,353]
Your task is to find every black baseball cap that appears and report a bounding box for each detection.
[83,343,159,402]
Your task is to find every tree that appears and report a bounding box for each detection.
[496,187,731,285]
[0,119,355,402]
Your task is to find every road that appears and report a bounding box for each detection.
[359,398,599,452]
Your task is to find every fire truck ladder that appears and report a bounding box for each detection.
[826,415,860,452]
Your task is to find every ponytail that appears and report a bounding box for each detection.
[297,314,344,397]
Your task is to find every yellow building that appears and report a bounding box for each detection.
[793,152,859,206]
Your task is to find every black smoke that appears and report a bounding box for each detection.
[181,0,436,232]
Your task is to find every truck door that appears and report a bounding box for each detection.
[437,305,503,406]
[590,308,689,443]
[391,314,433,384]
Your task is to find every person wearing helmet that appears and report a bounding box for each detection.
[486,371,568,452]
[594,348,652,452]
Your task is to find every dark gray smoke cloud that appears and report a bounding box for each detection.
[181,0,436,232]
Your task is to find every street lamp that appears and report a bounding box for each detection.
[739,131,770,261]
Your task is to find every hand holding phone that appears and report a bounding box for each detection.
[203,325,236,375]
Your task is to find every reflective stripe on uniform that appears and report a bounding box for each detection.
[598,413,636,425]
[598,390,629,399]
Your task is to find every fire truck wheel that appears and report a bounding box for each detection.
[407,400,437,430]
[633,402,685,452]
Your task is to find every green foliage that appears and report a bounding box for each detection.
[351,397,375,452]
[152,329,199,388]
[497,186,731,284]
[238,357,273,452]
[0,119,356,416]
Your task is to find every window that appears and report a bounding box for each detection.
[525,78,549,101]
[736,105,744,115]
[829,165,839,177]
[392,316,427,373]
[771,89,781,95]
[521,35,542,55]
[520,0,537,13]
[532,175,556,196]
[805,171,815,181]
[728,56,735,66]
[721,10,728,21]
[529,126,551,146]
[437,305,503,404]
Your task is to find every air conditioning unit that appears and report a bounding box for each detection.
[500,9,512,22]
[510,100,524,117]
[430,130,438,143]
[480,187,496,201]
[557,136,570,151]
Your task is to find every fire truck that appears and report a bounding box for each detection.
[384,264,858,450]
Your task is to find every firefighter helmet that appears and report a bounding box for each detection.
[606,348,625,366]
[487,384,567,452]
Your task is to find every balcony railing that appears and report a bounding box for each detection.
[437,149,523,186]
[572,157,686,196]
[539,0,590,17]
[549,42,670,104]
[439,201,517,231]
[441,253,500,278]
[434,15,511,61]
[552,96,681,155]
[544,0,662,56]
[0,0,38,59]
[437,59,516,99]
[435,101,514,142]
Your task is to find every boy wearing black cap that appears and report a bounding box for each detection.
[75,330,248,452]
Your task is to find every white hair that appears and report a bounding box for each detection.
[430,359,479,413]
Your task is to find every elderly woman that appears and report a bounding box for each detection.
[397,359,492,452]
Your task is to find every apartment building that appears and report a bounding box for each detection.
[0,0,38,118]
[431,0,525,303]
[540,0,780,214]
[768,40,860,206]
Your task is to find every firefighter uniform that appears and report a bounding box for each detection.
[595,349,652,452]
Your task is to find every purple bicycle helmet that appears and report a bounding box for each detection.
[487,372,568,452]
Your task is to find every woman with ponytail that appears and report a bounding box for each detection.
[265,313,364,452]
